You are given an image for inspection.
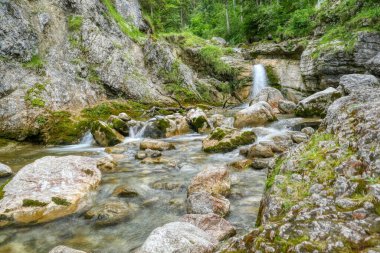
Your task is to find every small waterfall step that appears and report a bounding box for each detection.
[250,64,268,100]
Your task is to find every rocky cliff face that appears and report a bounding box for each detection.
[0,0,240,142]
[300,32,380,91]
[222,74,380,252]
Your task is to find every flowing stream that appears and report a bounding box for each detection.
[0,109,318,253]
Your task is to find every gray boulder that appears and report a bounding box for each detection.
[180,213,236,241]
[91,121,124,147]
[186,192,230,217]
[48,245,87,253]
[278,100,297,114]
[234,101,277,128]
[366,52,380,76]
[0,156,101,227]
[339,74,379,94]
[0,163,12,178]
[295,87,342,117]
[84,201,137,226]
[138,222,217,253]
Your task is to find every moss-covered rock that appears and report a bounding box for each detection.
[91,121,124,147]
[186,108,211,133]
[202,127,256,153]
[107,115,129,136]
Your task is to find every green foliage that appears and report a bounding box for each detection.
[199,45,235,78]
[23,55,44,72]
[68,15,83,32]
[210,128,227,141]
[22,199,48,207]
[25,82,47,108]
[101,0,145,43]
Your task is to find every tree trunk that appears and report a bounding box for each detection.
[225,0,230,34]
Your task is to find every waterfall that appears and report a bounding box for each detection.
[79,131,95,145]
[250,64,268,99]
[128,123,148,139]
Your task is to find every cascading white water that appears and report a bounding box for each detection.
[250,64,268,99]
[79,131,95,145]
[129,124,147,138]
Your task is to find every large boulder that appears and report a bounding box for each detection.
[144,115,191,138]
[278,100,297,114]
[366,53,380,76]
[107,115,129,136]
[251,87,284,111]
[339,74,379,95]
[295,87,342,117]
[0,163,12,178]
[140,139,175,151]
[202,127,256,153]
[91,121,124,147]
[247,144,274,158]
[48,246,87,253]
[188,167,230,197]
[234,101,276,128]
[180,213,236,241]
[0,156,101,227]
[138,222,217,253]
[186,192,230,217]
[186,108,211,133]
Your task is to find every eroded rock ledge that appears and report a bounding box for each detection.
[222,75,380,252]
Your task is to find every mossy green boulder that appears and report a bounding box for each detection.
[107,115,129,136]
[202,127,257,153]
[91,121,124,147]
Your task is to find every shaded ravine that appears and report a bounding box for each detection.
[0,113,317,253]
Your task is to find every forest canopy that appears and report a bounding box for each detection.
[139,0,380,44]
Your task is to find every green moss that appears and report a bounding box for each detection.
[25,82,47,108]
[210,128,227,141]
[23,55,44,72]
[266,66,280,88]
[0,179,11,200]
[192,116,208,131]
[68,15,83,32]
[156,119,170,132]
[101,0,145,43]
[22,199,48,207]
[266,157,285,190]
[52,197,71,206]
[199,45,236,79]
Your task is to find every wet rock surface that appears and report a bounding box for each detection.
[225,76,380,252]
[48,245,87,253]
[234,101,277,128]
[0,163,12,178]
[138,222,217,253]
[202,127,256,153]
[0,156,101,227]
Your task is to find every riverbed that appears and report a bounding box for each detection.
[0,112,318,253]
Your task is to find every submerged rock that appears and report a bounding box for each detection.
[91,121,124,147]
[112,185,139,198]
[180,213,236,241]
[84,201,137,226]
[0,156,101,227]
[202,127,256,153]
[186,108,211,133]
[188,167,231,197]
[295,87,342,117]
[48,245,87,253]
[186,192,230,217]
[138,222,217,253]
[0,163,12,178]
[96,157,117,173]
[140,139,175,151]
[234,101,277,128]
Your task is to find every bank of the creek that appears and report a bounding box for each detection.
[0,107,319,253]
